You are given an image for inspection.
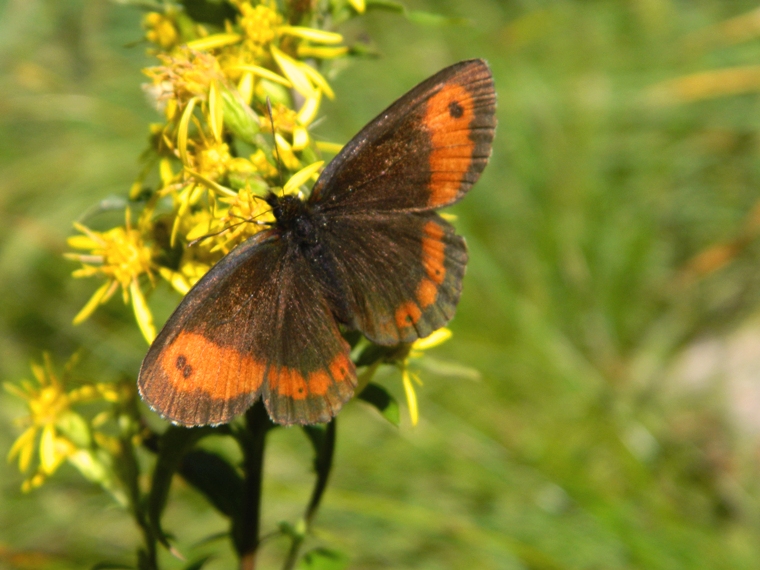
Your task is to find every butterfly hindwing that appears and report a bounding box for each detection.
[314,212,467,345]
[310,59,495,213]
[138,232,356,426]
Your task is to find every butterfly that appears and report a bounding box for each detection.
[138,59,496,427]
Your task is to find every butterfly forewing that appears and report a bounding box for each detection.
[138,232,356,426]
[311,59,495,213]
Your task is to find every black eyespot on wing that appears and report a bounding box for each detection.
[449,100,464,118]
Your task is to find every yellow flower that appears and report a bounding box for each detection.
[264,92,320,150]
[5,355,122,491]
[400,329,453,426]
[144,49,225,118]
[193,138,234,181]
[250,148,278,178]
[143,12,180,50]
[185,1,342,101]
[238,0,283,59]
[213,186,274,250]
[66,210,156,343]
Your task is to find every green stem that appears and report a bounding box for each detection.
[112,403,158,570]
[282,419,337,570]
[237,402,274,570]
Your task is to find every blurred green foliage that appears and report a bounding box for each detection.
[4,0,760,568]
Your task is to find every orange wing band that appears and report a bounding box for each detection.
[424,84,476,207]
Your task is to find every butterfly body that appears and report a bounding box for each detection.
[139,59,496,427]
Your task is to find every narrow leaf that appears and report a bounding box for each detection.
[357,383,400,426]
[148,426,217,546]
[179,449,243,519]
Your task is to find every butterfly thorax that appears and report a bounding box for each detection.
[266,192,323,249]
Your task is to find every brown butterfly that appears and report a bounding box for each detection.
[138,59,496,426]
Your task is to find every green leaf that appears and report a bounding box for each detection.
[91,562,134,569]
[357,383,400,426]
[179,449,243,519]
[297,547,349,570]
[148,426,218,546]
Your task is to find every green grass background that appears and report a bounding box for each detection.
[4,0,760,568]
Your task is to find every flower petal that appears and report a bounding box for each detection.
[232,64,293,87]
[349,0,366,13]
[73,281,113,325]
[413,328,452,351]
[278,26,344,44]
[8,427,37,471]
[402,369,420,426]
[283,161,324,194]
[297,90,321,125]
[298,64,335,100]
[40,425,60,474]
[177,97,198,166]
[297,45,349,59]
[131,280,156,344]
[271,46,315,98]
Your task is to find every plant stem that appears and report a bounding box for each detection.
[119,408,158,569]
[282,419,337,570]
[238,401,274,570]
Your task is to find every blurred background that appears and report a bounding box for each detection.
[4,0,760,568]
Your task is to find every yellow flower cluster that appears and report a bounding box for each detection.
[69,0,353,344]
[5,355,130,495]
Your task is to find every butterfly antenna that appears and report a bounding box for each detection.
[187,210,274,247]
[266,97,285,196]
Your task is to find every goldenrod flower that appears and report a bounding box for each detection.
[143,12,180,50]
[158,159,324,298]
[400,328,453,426]
[238,0,283,59]
[250,148,278,178]
[144,49,225,118]
[66,211,156,343]
[193,138,234,181]
[184,1,342,102]
[5,355,122,492]
[265,92,320,150]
